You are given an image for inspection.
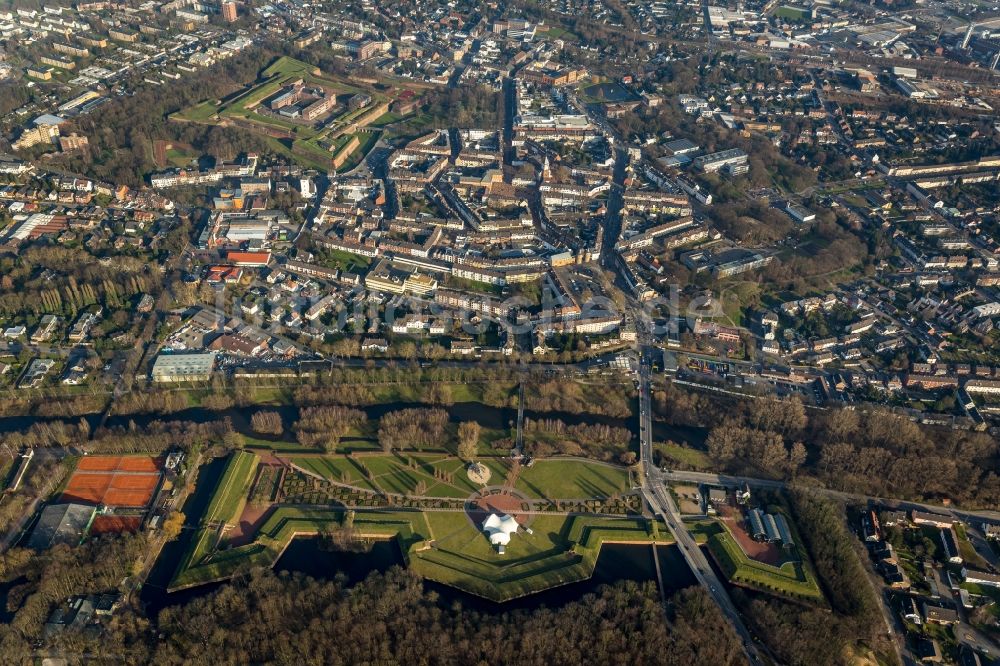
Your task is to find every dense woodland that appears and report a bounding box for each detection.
[378,408,449,452]
[733,490,892,666]
[0,535,146,655]
[29,568,743,665]
[294,405,367,451]
[0,247,155,318]
[656,385,1000,508]
[523,417,632,461]
[524,379,633,418]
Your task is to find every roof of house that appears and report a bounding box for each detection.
[922,603,959,623]
[226,250,272,264]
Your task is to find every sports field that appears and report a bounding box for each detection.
[62,455,162,508]
[90,515,143,535]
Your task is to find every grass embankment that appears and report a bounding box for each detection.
[172,506,669,600]
[955,523,991,570]
[411,513,668,602]
[699,521,824,601]
[655,442,713,471]
[172,451,259,588]
[203,451,259,526]
[170,456,664,598]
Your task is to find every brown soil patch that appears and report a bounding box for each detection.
[719,504,784,566]
[228,503,275,547]
[466,489,532,527]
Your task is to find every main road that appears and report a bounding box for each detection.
[635,344,764,665]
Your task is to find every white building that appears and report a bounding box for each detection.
[482,513,519,554]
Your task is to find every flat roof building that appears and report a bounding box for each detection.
[151,352,216,382]
[28,503,95,550]
[692,148,748,173]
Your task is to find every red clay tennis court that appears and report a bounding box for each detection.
[76,456,161,473]
[62,455,162,508]
[90,515,143,535]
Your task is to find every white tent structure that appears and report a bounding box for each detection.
[482,513,519,553]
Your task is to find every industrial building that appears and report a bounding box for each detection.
[151,352,216,382]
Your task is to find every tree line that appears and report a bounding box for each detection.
[43,567,746,665]
[523,418,632,461]
[657,385,1000,509]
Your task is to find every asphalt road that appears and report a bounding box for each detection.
[635,346,765,665]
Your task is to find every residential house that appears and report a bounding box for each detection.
[922,603,959,625]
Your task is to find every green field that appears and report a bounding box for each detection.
[165,147,197,167]
[317,248,372,272]
[369,111,407,127]
[703,521,823,601]
[282,454,632,501]
[411,513,664,601]
[775,4,810,20]
[656,442,712,471]
[290,453,510,498]
[515,460,631,500]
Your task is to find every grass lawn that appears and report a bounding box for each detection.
[541,26,576,40]
[318,247,372,272]
[289,453,510,498]
[415,512,668,600]
[516,460,631,500]
[775,5,810,20]
[170,473,665,599]
[262,55,315,78]
[656,442,712,471]
[172,100,219,122]
[369,111,407,127]
[443,275,505,297]
[331,130,380,172]
[290,455,379,492]
[955,523,991,570]
[412,513,660,601]
[165,147,197,167]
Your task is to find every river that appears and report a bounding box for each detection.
[0,400,706,449]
